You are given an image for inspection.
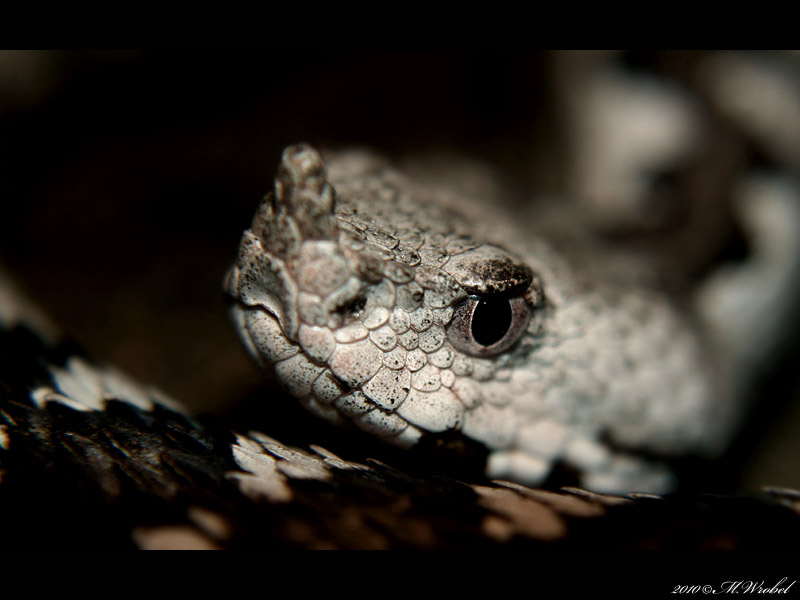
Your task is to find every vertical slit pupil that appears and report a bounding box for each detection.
[471,296,512,346]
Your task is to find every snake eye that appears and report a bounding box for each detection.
[446,294,532,357]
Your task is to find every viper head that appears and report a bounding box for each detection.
[225,144,547,448]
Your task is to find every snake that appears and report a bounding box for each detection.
[223,53,800,495]
[224,141,800,496]
[3,51,800,548]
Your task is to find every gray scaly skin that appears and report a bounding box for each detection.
[226,144,740,494]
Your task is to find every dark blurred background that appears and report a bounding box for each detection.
[0,50,798,493]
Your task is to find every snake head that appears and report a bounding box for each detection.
[227,144,724,494]
[226,144,548,447]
